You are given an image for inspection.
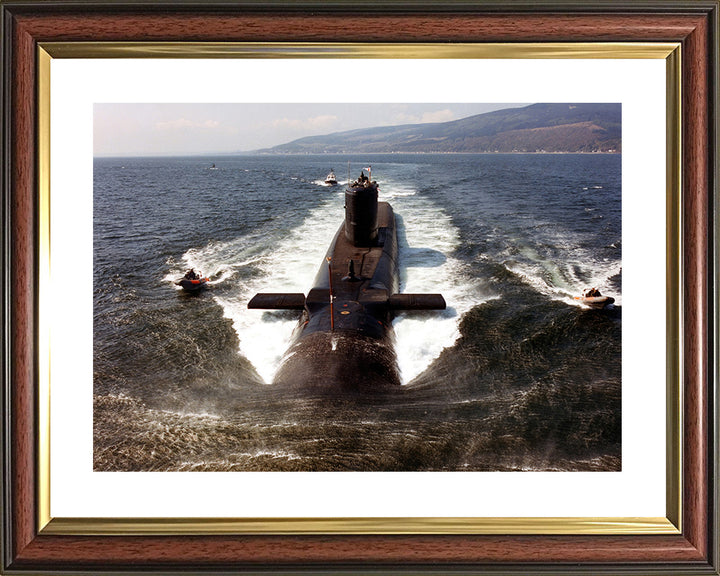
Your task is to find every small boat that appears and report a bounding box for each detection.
[325,169,338,185]
[574,288,614,309]
[575,295,615,309]
[176,269,209,292]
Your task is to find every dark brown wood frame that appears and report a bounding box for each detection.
[1,1,717,573]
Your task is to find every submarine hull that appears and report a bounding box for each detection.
[248,179,445,391]
[273,201,401,390]
[273,331,401,391]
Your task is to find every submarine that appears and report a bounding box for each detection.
[248,168,446,391]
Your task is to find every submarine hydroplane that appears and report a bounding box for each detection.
[248,167,446,391]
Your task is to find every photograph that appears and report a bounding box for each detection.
[4,1,717,572]
[93,102,622,473]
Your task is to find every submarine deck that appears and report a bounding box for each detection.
[295,201,397,339]
[248,200,444,318]
[306,201,397,310]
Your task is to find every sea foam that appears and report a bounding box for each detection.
[179,178,489,384]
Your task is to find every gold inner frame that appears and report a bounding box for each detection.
[36,41,682,536]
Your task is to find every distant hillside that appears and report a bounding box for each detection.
[258,103,621,154]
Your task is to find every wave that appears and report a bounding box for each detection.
[379,182,417,200]
[168,180,491,384]
[312,179,349,187]
[170,197,342,382]
[387,181,491,383]
[163,242,269,289]
[500,237,622,306]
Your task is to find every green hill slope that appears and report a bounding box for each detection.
[259,103,621,154]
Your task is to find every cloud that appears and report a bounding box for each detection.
[420,109,457,123]
[393,109,456,125]
[154,118,221,131]
[270,115,339,131]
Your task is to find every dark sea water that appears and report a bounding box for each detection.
[93,154,621,471]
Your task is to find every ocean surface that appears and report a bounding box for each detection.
[93,154,621,471]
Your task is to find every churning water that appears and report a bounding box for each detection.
[94,154,621,471]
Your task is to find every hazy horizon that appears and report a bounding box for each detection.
[93,103,527,158]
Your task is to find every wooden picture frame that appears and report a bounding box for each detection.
[2,1,717,573]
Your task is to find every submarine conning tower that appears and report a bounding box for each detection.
[344,174,379,247]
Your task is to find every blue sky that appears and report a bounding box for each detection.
[93,103,526,157]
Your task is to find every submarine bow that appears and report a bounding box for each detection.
[248,173,446,391]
